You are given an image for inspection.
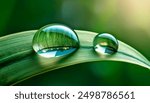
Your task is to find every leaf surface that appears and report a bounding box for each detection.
[0,30,150,85]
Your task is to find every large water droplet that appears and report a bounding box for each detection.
[93,33,118,55]
[32,24,79,58]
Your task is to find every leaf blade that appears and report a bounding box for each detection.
[0,30,150,85]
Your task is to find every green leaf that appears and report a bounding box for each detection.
[0,30,150,85]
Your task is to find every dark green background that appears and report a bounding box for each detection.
[0,0,150,85]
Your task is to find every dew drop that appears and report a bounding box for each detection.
[93,33,118,55]
[32,24,79,58]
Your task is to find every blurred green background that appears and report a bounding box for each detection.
[1,0,150,85]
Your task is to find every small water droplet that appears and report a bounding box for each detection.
[93,33,118,55]
[32,24,79,58]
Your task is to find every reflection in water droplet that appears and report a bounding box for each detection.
[32,24,79,58]
[93,33,118,55]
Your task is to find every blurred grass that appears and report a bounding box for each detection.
[0,0,16,34]
[0,0,150,85]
